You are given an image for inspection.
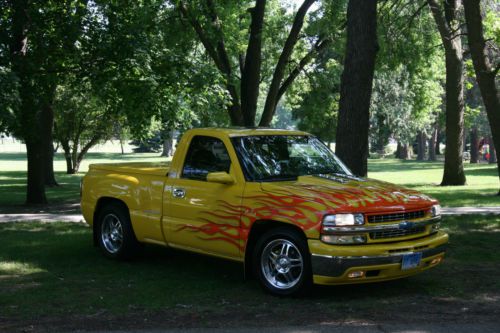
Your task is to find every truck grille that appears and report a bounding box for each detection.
[370,225,426,240]
[367,210,427,224]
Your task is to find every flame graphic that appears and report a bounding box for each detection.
[175,180,430,252]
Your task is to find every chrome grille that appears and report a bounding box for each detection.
[369,226,426,240]
[367,210,427,224]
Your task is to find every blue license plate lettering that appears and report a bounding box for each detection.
[401,252,422,270]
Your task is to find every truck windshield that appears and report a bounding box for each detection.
[231,135,353,182]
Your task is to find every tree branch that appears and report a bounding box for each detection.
[178,2,225,74]
[427,0,453,44]
[259,0,317,127]
[206,0,233,76]
[276,38,331,107]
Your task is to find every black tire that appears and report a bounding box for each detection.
[96,202,140,260]
[253,227,312,296]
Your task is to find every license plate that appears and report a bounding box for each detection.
[401,252,422,270]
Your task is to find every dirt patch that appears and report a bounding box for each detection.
[1,295,499,333]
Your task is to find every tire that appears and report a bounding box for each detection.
[253,227,312,296]
[96,202,140,260]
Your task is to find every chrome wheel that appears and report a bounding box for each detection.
[101,213,123,254]
[260,239,304,290]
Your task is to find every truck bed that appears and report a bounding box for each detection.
[89,161,170,176]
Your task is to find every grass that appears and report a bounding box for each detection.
[0,152,498,208]
[0,215,499,327]
[368,159,499,207]
[0,152,165,208]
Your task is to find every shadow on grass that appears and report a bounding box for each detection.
[369,159,444,173]
[465,165,499,177]
[1,216,499,320]
[0,171,82,209]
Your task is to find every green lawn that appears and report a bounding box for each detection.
[368,159,499,207]
[0,152,498,208]
[0,215,499,328]
[0,152,165,209]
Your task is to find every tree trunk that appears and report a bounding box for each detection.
[417,131,426,161]
[334,0,378,177]
[401,143,412,160]
[42,103,58,186]
[428,0,466,185]
[470,127,479,163]
[428,127,437,161]
[240,0,266,127]
[25,138,47,204]
[61,140,74,174]
[161,129,174,157]
[463,0,500,193]
[489,137,497,164]
[435,127,442,155]
[395,141,402,159]
[10,0,48,204]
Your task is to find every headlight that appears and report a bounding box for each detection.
[321,213,364,234]
[322,214,364,227]
[431,204,441,217]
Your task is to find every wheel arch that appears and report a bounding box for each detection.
[93,197,130,247]
[244,219,309,279]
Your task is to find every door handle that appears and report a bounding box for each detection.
[172,187,186,198]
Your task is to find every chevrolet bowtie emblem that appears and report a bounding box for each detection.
[399,221,415,230]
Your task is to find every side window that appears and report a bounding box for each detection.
[182,136,231,181]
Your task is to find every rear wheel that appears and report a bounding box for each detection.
[253,227,312,296]
[96,202,140,259]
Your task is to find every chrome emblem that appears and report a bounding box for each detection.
[399,221,415,230]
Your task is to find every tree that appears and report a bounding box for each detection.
[427,0,466,185]
[335,0,378,177]
[6,0,89,203]
[53,83,116,174]
[463,0,500,194]
[373,1,445,162]
[178,0,329,127]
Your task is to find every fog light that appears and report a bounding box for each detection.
[431,223,441,232]
[321,234,367,245]
[348,271,365,278]
[430,257,442,265]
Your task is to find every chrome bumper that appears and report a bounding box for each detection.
[311,244,447,277]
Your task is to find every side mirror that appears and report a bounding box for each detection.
[207,172,235,185]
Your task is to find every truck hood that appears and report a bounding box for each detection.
[259,174,436,214]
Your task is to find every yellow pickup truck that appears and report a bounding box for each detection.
[81,128,448,296]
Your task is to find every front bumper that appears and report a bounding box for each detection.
[309,231,448,285]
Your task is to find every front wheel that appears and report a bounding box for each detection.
[253,227,312,296]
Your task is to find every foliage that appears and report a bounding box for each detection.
[291,56,342,143]
[370,1,445,149]
[53,81,118,173]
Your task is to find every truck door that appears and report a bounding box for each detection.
[163,135,245,260]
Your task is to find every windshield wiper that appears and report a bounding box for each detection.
[258,174,298,182]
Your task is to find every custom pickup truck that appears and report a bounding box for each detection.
[81,128,448,296]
